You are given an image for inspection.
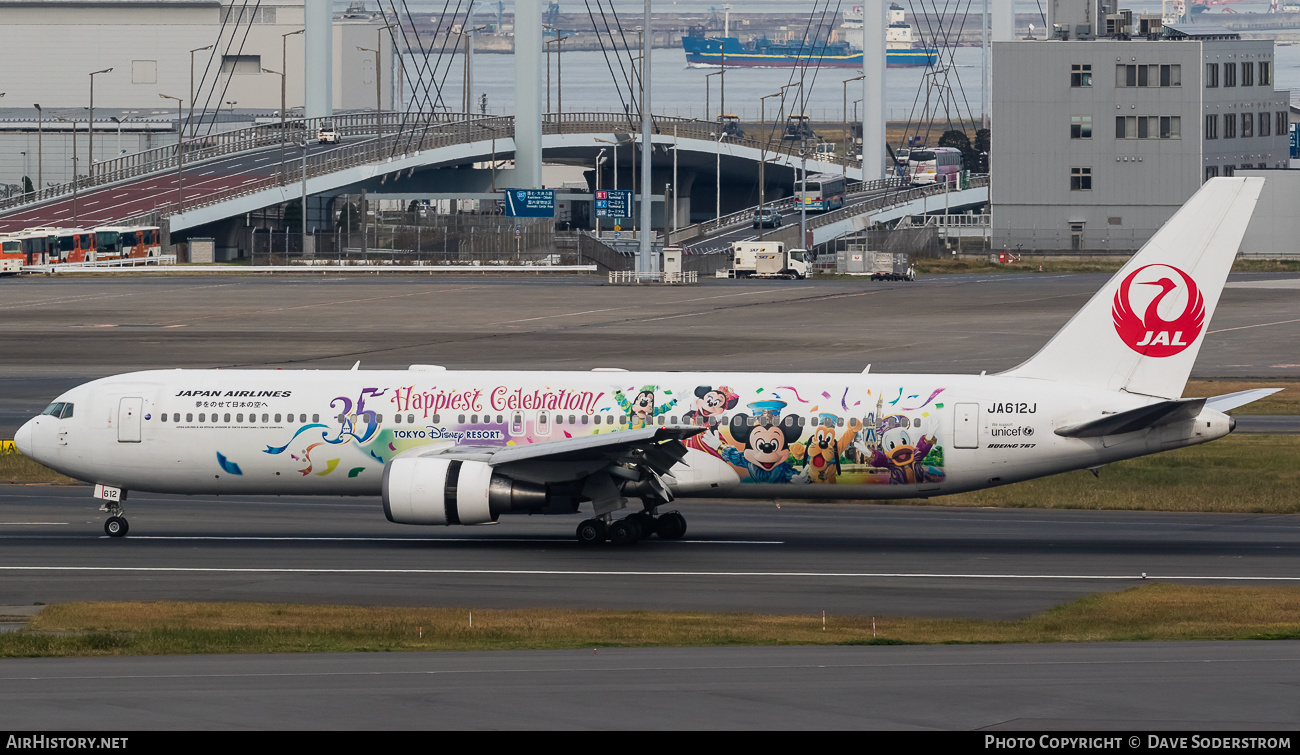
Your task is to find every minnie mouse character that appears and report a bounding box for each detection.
[683,385,739,458]
[719,399,809,484]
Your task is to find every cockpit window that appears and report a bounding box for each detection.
[41,403,63,416]
[59,403,74,419]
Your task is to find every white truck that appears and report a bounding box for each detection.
[728,241,809,279]
[870,251,913,281]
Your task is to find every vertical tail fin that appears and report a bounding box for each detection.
[1002,177,1264,399]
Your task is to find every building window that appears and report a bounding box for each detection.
[1206,166,1220,181]
[1070,223,1085,251]
[1224,165,1236,177]
[1160,64,1182,87]
[1242,112,1253,138]
[1116,116,1129,138]
[1242,62,1254,87]
[1224,62,1237,87]
[1071,64,1092,87]
[1118,64,1137,87]
[1205,114,1218,139]
[1260,61,1272,86]
[1224,113,1237,139]
[1070,167,1092,191]
[1206,62,1219,88]
[219,55,262,75]
[1278,111,1288,137]
[1160,116,1181,139]
[1070,115,1093,139]
[1260,112,1271,137]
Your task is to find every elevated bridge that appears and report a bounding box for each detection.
[0,112,855,236]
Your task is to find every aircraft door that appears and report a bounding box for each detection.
[118,397,143,443]
[954,403,979,449]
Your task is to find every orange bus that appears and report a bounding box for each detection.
[95,226,161,259]
[52,229,97,263]
[0,234,24,273]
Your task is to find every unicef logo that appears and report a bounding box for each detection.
[1023,427,1034,437]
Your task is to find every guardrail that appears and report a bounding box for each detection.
[22,254,176,273]
[608,270,698,284]
[802,175,989,233]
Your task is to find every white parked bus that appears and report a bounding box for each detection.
[908,147,963,186]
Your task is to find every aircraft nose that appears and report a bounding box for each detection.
[14,418,35,457]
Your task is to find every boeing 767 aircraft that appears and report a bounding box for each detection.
[14,178,1279,544]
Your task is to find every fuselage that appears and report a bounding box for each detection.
[15,367,1232,501]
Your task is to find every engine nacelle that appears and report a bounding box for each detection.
[382,457,547,525]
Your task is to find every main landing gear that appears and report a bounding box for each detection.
[100,500,129,538]
[576,510,687,546]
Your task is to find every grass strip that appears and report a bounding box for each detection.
[4,584,1298,658]
[0,447,79,485]
[1184,379,1300,415]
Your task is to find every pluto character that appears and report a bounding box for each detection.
[869,415,937,485]
[614,385,677,430]
[791,412,858,485]
[719,399,809,484]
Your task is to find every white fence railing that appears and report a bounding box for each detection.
[22,254,176,273]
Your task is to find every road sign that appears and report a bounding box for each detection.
[594,189,632,218]
[503,189,556,218]
[514,225,522,238]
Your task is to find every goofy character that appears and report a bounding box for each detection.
[869,415,938,485]
[791,412,858,485]
[719,400,809,484]
[682,385,739,458]
[614,385,677,430]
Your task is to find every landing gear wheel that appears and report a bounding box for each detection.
[655,512,687,540]
[576,518,607,545]
[104,516,129,538]
[608,518,642,545]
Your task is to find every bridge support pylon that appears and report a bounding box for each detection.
[862,2,886,181]
[514,1,543,189]
[305,0,333,122]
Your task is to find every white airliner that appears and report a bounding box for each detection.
[14,178,1280,544]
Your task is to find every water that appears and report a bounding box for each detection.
[406,45,989,124]
[405,39,1300,127]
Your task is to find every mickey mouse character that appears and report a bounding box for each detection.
[719,399,809,484]
[614,385,677,430]
[683,385,739,458]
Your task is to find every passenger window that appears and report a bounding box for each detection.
[312,414,319,423]
[496,414,503,424]
[837,418,844,427]
[470,414,478,424]
[538,410,551,434]
[224,413,231,422]
[458,414,465,424]
[274,413,281,423]
[408,415,415,424]
[236,414,243,423]
[570,415,577,425]
[394,414,402,424]
[187,413,193,422]
[581,415,589,425]
[556,415,564,425]
[432,414,440,423]
[657,415,666,426]
[619,415,628,424]
[160,413,167,422]
[262,414,268,423]
[913,418,921,428]
[198,413,205,422]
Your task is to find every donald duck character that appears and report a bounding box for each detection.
[720,399,810,484]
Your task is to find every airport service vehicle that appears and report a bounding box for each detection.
[796,173,848,212]
[870,252,912,281]
[753,208,782,228]
[729,241,808,279]
[13,179,1279,544]
[0,235,23,274]
[908,147,963,186]
[718,115,745,140]
[317,127,340,144]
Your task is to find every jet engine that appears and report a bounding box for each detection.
[382,457,549,525]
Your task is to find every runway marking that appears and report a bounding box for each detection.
[0,523,68,526]
[0,566,1295,581]
[495,307,625,325]
[1209,317,1300,335]
[90,536,783,544]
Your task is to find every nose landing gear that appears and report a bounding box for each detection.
[99,498,129,538]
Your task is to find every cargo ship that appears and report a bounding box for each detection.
[681,4,938,69]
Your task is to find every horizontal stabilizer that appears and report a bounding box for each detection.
[1205,388,1282,413]
[1055,398,1205,438]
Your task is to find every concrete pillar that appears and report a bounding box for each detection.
[992,0,1015,41]
[862,1,886,181]
[514,1,543,189]
[305,0,333,121]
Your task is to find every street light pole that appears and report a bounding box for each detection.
[842,74,864,169]
[280,29,304,151]
[160,94,184,212]
[88,68,112,178]
[189,45,213,139]
[594,148,606,236]
[264,67,288,172]
[56,116,79,220]
[33,103,42,192]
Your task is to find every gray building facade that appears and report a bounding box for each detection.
[991,24,1289,254]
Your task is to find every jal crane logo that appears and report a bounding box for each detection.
[1111,264,1205,357]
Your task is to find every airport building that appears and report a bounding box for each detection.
[991,1,1290,254]
[0,0,395,113]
